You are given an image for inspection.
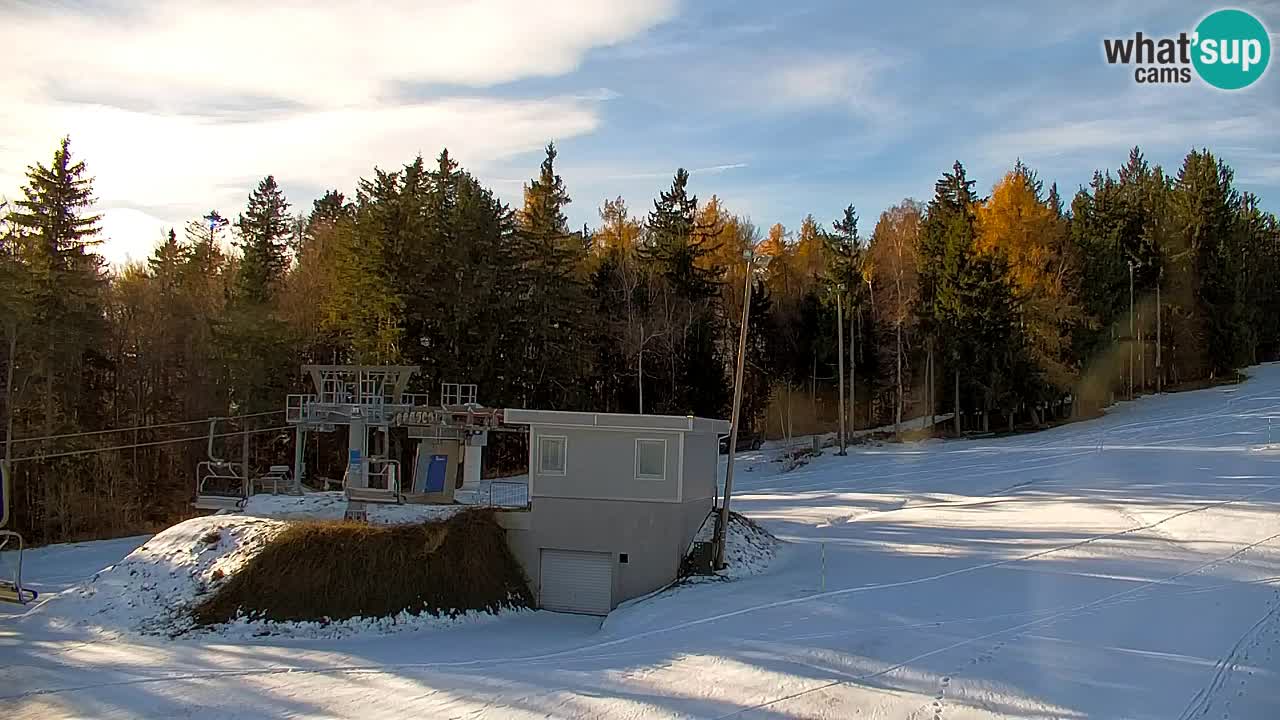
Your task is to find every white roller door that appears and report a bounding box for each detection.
[539,549,613,615]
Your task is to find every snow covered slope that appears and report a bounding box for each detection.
[4,365,1280,719]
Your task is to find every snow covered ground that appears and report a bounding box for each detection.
[242,491,471,523]
[5,366,1280,718]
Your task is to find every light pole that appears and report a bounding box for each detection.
[1128,260,1135,400]
[835,285,847,456]
[714,246,770,569]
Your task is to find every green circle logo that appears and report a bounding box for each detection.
[1193,9,1270,89]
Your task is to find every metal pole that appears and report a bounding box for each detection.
[293,425,305,492]
[820,542,826,592]
[836,291,847,456]
[241,418,250,498]
[714,254,756,570]
[1129,261,1135,400]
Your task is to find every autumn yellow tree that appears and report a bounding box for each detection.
[868,201,922,434]
[794,214,827,290]
[593,196,642,255]
[977,163,1083,397]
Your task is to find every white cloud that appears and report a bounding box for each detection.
[5,97,602,220]
[757,53,904,126]
[1,1,676,107]
[98,208,171,268]
[973,85,1280,186]
[0,0,676,260]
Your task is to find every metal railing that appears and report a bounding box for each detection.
[475,480,529,508]
[441,383,478,406]
[344,458,402,503]
[254,465,298,496]
[285,394,316,423]
[402,392,431,407]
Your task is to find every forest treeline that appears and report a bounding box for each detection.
[3,137,1278,543]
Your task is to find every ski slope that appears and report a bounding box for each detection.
[5,366,1280,719]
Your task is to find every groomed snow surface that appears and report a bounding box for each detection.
[6,366,1280,718]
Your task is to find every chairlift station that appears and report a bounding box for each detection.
[183,363,731,616]
[195,365,499,518]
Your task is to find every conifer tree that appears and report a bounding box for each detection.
[7,136,107,434]
[643,168,722,300]
[234,175,291,305]
[515,143,592,408]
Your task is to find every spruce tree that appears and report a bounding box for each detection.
[513,143,592,408]
[234,175,291,305]
[1172,149,1247,375]
[643,168,722,300]
[7,136,108,433]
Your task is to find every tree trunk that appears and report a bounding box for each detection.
[1156,280,1162,393]
[1138,321,1144,392]
[849,306,856,433]
[4,331,16,527]
[925,341,933,427]
[954,367,961,435]
[894,321,902,437]
[637,332,644,414]
[810,354,817,425]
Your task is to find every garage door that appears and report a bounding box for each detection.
[539,549,612,615]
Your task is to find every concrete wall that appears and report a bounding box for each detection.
[505,497,686,606]
[680,497,713,548]
[530,426,682,502]
[509,421,722,610]
[682,432,718,503]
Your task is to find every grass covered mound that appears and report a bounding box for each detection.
[193,508,532,625]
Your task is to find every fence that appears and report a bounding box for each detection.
[473,480,529,508]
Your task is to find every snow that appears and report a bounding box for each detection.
[242,491,470,523]
[23,515,289,637]
[759,412,956,451]
[4,507,521,642]
[6,366,1280,718]
[690,512,779,580]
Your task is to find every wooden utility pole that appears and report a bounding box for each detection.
[715,250,768,569]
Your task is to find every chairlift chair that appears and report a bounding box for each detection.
[0,530,37,605]
[193,418,249,511]
[1,464,37,605]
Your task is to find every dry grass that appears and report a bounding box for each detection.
[192,508,533,625]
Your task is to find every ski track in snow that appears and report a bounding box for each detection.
[5,366,1280,718]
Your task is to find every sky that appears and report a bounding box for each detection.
[1,0,1278,267]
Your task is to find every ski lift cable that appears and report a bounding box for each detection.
[7,410,286,446]
[8,424,295,464]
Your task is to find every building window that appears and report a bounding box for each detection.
[635,439,666,480]
[538,435,567,475]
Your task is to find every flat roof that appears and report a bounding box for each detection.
[503,409,730,435]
